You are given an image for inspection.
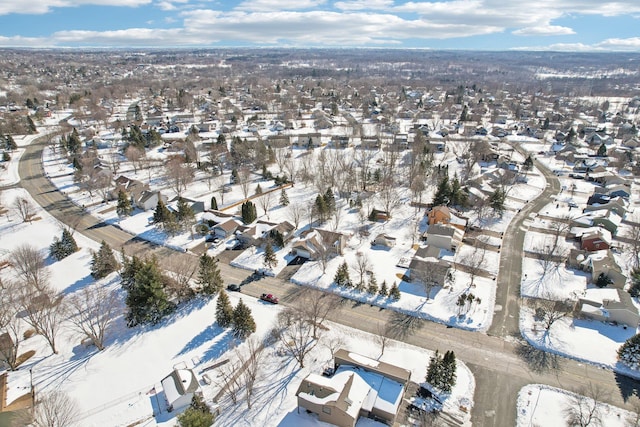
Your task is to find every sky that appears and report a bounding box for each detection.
[0,0,639,51]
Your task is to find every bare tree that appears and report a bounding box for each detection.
[165,155,194,197]
[19,285,65,354]
[294,289,341,339]
[124,145,143,174]
[375,322,393,359]
[286,202,304,230]
[163,255,198,302]
[66,285,121,351]
[563,384,606,427]
[13,197,35,223]
[353,252,371,288]
[322,335,346,359]
[531,298,571,337]
[13,391,80,427]
[460,244,487,287]
[10,244,49,291]
[236,337,265,409]
[257,192,273,219]
[0,279,22,370]
[216,358,242,404]
[273,307,318,368]
[624,213,640,269]
[238,166,252,200]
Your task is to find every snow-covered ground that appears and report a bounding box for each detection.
[517,384,635,427]
[0,186,475,427]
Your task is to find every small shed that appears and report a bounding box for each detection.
[161,368,201,412]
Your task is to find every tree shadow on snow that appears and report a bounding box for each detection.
[176,323,226,357]
[614,369,640,402]
[386,311,424,340]
[200,330,237,364]
[61,273,95,295]
[515,341,562,374]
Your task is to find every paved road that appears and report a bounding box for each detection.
[17,135,640,426]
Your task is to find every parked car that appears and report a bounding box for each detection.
[260,293,279,304]
[227,284,241,292]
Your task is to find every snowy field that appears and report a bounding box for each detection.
[517,384,635,427]
[0,187,475,426]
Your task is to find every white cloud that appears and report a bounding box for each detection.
[0,35,52,47]
[513,37,640,52]
[334,0,394,11]
[0,0,152,16]
[234,0,327,12]
[512,25,575,36]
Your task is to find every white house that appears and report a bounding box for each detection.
[161,368,201,412]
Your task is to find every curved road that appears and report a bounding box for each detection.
[17,135,640,426]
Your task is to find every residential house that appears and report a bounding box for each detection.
[136,190,168,211]
[109,175,149,202]
[579,228,612,252]
[296,349,410,427]
[583,196,628,218]
[427,205,467,230]
[423,223,464,252]
[568,249,627,289]
[236,220,293,248]
[292,229,349,260]
[161,368,201,412]
[211,219,240,240]
[578,288,640,327]
[294,132,322,148]
[606,184,631,199]
[408,255,452,290]
[372,233,396,248]
[571,210,622,236]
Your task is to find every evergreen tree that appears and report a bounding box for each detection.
[241,201,257,224]
[618,334,640,370]
[489,187,507,216]
[449,175,467,207]
[4,135,17,150]
[153,198,171,225]
[440,350,457,393]
[125,256,175,326]
[432,175,451,206]
[26,116,37,134]
[255,183,263,195]
[628,268,640,298]
[523,155,534,171]
[232,299,256,338]
[367,275,378,295]
[263,242,277,270]
[197,253,223,295]
[91,240,119,279]
[459,105,469,122]
[426,350,443,389]
[333,261,351,287]
[177,394,215,427]
[323,188,336,214]
[210,196,218,210]
[379,280,388,297]
[314,194,328,222]
[50,228,79,260]
[597,142,608,157]
[279,188,289,206]
[66,128,81,154]
[268,229,284,248]
[215,291,234,328]
[176,197,195,229]
[389,282,401,301]
[116,190,133,216]
[120,252,144,292]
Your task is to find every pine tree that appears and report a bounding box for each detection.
[379,280,388,297]
[255,184,263,195]
[121,252,144,292]
[91,240,119,279]
[432,175,451,206]
[4,135,17,150]
[629,268,640,298]
[619,334,640,370]
[426,350,443,389]
[367,275,378,295]
[26,116,37,134]
[50,228,79,260]
[176,197,195,229]
[314,194,328,222]
[489,187,507,216]
[125,256,175,326]
[597,142,608,157]
[232,299,256,338]
[198,253,223,295]
[440,350,457,393]
[523,155,534,171]
[389,282,401,301]
[323,188,336,214]
[116,190,133,216]
[210,196,218,210]
[263,241,277,270]
[241,201,257,224]
[153,198,171,225]
[66,128,81,154]
[279,188,289,206]
[215,291,234,328]
[333,261,351,287]
[177,394,215,427]
[449,174,467,207]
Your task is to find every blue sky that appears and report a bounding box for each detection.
[0,0,639,51]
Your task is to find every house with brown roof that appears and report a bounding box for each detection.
[211,219,240,240]
[427,205,467,230]
[296,349,410,427]
[292,229,349,260]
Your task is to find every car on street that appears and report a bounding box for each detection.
[227,284,241,292]
[260,293,279,304]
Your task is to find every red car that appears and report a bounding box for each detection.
[260,293,279,304]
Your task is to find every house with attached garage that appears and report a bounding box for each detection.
[296,349,411,427]
[422,223,464,252]
[578,288,640,328]
[211,219,240,240]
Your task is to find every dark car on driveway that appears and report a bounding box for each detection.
[260,293,279,304]
[227,284,241,292]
